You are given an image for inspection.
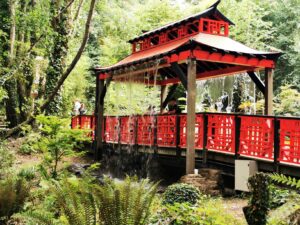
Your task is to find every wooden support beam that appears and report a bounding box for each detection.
[186,58,196,174]
[171,62,187,90]
[265,68,274,115]
[95,79,105,160]
[160,85,168,113]
[247,71,265,95]
[95,75,113,160]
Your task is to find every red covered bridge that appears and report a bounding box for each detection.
[72,1,300,176]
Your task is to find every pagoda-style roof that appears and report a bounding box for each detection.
[128,1,234,44]
[95,0,281,84]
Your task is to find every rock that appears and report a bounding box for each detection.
[67,163,91,176]
[179,169,223,196]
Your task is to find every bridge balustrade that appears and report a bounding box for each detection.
[157,115,177,147]
[71,115,94,129]
[239,116,274,160]
[279,118,300,165]
[179,114,204,149]
[137,116,155,146]
[72,114,300,166]
[120,116,136,145]
[206,114,235,154]
[105,116,119,143]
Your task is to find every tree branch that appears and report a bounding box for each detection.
[2,0,97,138]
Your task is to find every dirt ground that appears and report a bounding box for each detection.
[222,198,248,224]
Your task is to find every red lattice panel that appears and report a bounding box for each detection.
[105,116,119,143]
[137,116,155,146]
[179,114,203,149]
[239,116,274,160]
[120,116,137,145]
[71,116,80,129]
[279,119,300,164]
[206,114,235,153]
[80,116,93,129]
[157,115,177,147]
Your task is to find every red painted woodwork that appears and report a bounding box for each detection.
[72,114,300,167]
[239,116,274,160]
[157,115,177,147]
[105,116,119,143]
[179,114,203,149]
[71,116,80,129]
[159,66,256,86]
[199,18,229,36]
[206,114,235,154]
[137,116,155,146]
[120,116,137,145]
[279,119,300,165]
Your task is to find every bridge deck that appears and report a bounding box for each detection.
[71,113,300,176]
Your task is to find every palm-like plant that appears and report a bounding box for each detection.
[95,176,158,225]
[22,176,158,225]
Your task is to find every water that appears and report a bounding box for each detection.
[102,66,261,181]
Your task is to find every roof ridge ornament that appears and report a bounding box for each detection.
[209,0,221,9]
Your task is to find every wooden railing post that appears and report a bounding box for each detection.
[234,115,241,159]
[202,113,208,167]
[273,117,280,172]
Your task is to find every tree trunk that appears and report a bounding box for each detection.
[4,0,19,128]
[3,0,97,138]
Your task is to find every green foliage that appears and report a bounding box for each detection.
[36,115,89,178]
[17,167,37,182]
[0,177,30,223]
[19,132,41,155]
[270,173,300,189]
[274,85,300,116]
[150,199,243,225]
[0,142,14,178]
[21,176,157,225]
[269,184,291,209]
[95,176,158,225]
[244,173,271,225]
[162,183,201,205]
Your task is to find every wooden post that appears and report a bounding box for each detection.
[95,79,105,160]
[160,85,168,113]
[264,68,274,115]
[186,58,196,174]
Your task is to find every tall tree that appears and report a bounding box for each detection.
[44,0,71,115]
[1,0,19,127]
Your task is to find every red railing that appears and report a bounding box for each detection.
[120,116,136,145]
[105,116,119,143]
[157,115,177,147]
[71,113,300,166]
[239,116,274,160]
[179,114,203,149]
[137,116,155,146]
[207,114,235,154]
[279,118,300,165]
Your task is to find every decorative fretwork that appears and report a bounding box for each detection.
[132,18,229,53]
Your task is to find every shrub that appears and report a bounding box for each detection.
[269,184,291,209]
[36,115,90,179]
[244,172,270,225]
[150,199,243,225]
[19,132,41,155]
[21,176,158,225]
[0,177,30,223]
[0,142,14,178]
[162,183,200,205]
[95,176,158,225]
[18,167,37,181]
